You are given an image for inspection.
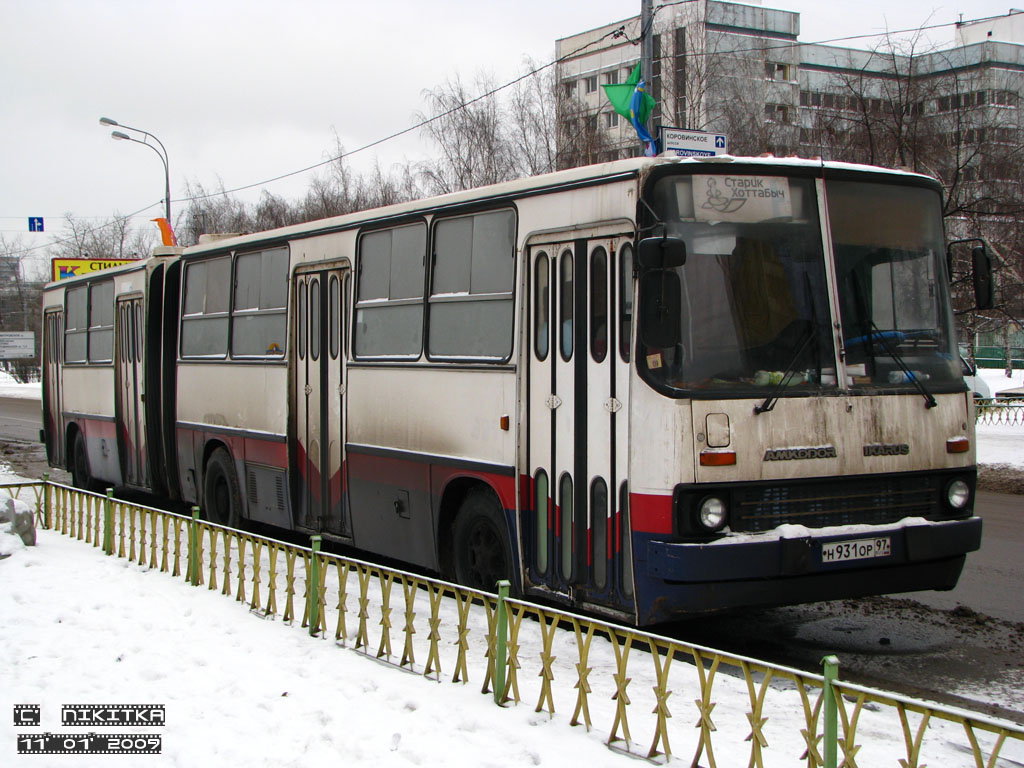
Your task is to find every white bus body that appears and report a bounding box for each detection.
[42,156,981,624]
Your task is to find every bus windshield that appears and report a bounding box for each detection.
[639,172,960,396]
[828,180,960,390]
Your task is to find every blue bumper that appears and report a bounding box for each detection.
[636,517,982,624]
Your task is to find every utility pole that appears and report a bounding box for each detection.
[641,0,654,89]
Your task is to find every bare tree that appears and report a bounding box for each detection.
[556,95,615,170]
[46,214,155,261]
[0,235,46,382]
[416,74,521,194]
[507,57,558,176]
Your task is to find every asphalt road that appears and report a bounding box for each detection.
[905,491,1024,623]
[0,394,44,443]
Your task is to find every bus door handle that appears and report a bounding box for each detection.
[545,395,563,410]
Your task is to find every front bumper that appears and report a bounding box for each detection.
[638,517,982,623]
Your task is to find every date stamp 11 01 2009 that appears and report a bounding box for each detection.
[13,704,164,756]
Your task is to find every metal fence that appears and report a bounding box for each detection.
[976,400,1024,426]
[3,478,1023,768]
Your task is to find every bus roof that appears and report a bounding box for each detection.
[179,155,935,258]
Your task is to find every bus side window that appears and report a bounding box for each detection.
[534,470,549,575]
[354,223,425,359]
[181,257,230,358]
[87,280,114,363]
[298,280,307,361]
[232,248,288,358]
[590,246,608,363]
[619,481,633,598]
[329,275,340,360]
[559,250,574,361]
[65,285,88,363]
[559,473,573,581]
[534,252,550,361]
[428,210,516,361]
[591,477,608,589]
[619,243,633,363]
[310,278,320,361]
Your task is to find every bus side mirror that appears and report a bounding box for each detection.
[972,244,994,310]
[639,270,681,348]
[637,236,687,269]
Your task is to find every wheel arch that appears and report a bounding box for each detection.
[436,474,516,587]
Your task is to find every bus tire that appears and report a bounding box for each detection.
[452,488,514,594]
[71,431,98,492]
[203,448,241,528]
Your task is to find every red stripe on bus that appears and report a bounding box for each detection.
[244,437,287,467]
[347,452,517,511]
[629,492,674,534]
[79,418,117,440]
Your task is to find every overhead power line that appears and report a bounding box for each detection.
[4,9,1006,259]
[179,9,1005,207]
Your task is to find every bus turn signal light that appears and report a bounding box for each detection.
[946,437,970,454]
[700,450,737,466]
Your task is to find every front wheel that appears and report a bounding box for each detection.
[203,447,241,528]
[453,488,514,593]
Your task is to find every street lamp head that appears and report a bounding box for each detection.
[99,116,119,127]
[111,131,131,141]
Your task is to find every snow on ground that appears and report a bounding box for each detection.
[2,482,1022,768]
[0,371,40,400]
[0,375,1021,766]
[976,368,1024,469]
[979,366,1024,396]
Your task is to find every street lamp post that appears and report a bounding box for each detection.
[99,117,171,223]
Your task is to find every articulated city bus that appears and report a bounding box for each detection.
[42,155,988,624]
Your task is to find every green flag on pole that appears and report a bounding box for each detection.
[602,62,655,124]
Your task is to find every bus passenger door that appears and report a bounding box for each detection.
[294,267,350,537]
[42,310,64,468]
[526,242,578,597]
[115,297,147,487]
[527,235,632,610]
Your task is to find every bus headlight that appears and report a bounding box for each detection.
[696,496,728,532]
[946,479,970,510]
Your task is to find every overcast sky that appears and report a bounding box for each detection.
[0,0,1014,257]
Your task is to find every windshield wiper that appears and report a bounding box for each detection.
[755,274,823,415]
[754,325,816,415]
[859,323,938,409]
[848,272,936,408]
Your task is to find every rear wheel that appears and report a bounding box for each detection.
[453,488,514,593]
[71,432,97,491]
[203,447,241,528]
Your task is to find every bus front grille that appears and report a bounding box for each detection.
[731,474,942,532]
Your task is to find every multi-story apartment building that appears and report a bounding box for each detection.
[555,1,1024,185]
[555,1,1024,347]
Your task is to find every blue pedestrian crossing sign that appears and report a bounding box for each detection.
[28,217,44,232]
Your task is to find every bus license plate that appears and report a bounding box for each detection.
[821,537,891,564]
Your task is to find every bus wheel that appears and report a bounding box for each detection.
[453,489,513,593]
[71,432,96,491]
[204,448,241,528]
